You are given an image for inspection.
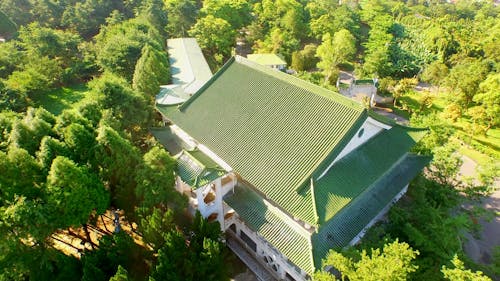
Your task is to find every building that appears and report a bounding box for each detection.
[156,38,212,105]
[153,55,430,281]
[247,53,287,71]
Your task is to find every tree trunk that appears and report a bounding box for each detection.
[82,224,95,250]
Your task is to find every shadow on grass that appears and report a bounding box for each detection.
[33,84,89,115]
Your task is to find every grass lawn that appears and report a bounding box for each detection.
[32,84,89,115]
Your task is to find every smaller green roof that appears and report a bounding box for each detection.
[167,38,212,89]
[176,149,226,188]
[150,127,183,155]
[247,54,287,66]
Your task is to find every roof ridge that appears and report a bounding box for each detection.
[179,57,236,111]
[235,56,364,112]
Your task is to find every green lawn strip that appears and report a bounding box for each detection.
[457,143,492,166]
[32,84,89,115]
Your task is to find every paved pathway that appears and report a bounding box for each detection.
[227,237,275,281]
[461,155,500,273]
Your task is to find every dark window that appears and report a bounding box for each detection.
[358,128,365,138]
[229,223,237,233]
[240,231,257,252]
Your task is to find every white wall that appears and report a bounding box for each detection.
[317,117,390,180]
[348,184,409,246]
[227,217,307,281]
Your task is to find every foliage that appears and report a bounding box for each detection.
[317,29,356,83]
[291,44,318,72]
[135,146,185,211]
[315,240,419,281]
[138,207,174,251]
[109,265,130,281]
[444,60,489,108]
[307,2,360,40]
[95,125,141,216]
[132,44,170,101]
[89,72,150,135]
[441,255,492,281]
[421,61,449,85]
[46,156,109,228]
[94,18,163,81]
[189,15,236,66]
[0,9,17,38]
[164,0,198,37]
[471,73,500,132]
[81,232,144,281]
[200,0,251,30]
[150,211,227,281]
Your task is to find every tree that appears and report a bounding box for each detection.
[441,255,492,281]
[0,41,22,79]
[307,2,360,40]
[253,0,307,39]
[0,147,43,202]
[132,45,162,101]
[137,0,168,36]
[254,27,300,64]
[94,19,163,81]
[37,136,69,171]
[444,60,489,108]
[109,265,130,281]
[61,0,120,38]
[200,0,252,30]
[150,230,187,281]
[135,146,184,210]
[189,15,236,66]
[63,123,97,165]
[138,207,174,251]
[46,156,109,228]
[317,29,356,75]
[421,61,449,86]
[471,73,500,132]
[90,72,151,135]
[95,125,141,217]
[392,78,418,107]
[150,212,226,281]
[81,232,142,281]
[315,240,419,281]
[291,44,319,72]
[362,15,394,77]
[9,111,53,155]
[164,0,198,37]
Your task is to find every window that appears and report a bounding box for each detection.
[240,231,257,252]
[358,128,365,138]
[229,223,237,233]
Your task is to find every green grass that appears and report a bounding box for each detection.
[458,144,492,166]
[33,84,89,115]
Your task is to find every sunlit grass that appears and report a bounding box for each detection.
[32,84,89,115]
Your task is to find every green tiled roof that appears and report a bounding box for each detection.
[176,149,225,188]
[158,56,366,225]
[167,38,212,88]
[311,127,430,268]
[224,126,429,274]
[225,184,315,274]
[247,54,287,66]
[150,127,183,155]
[314,126,428,225]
